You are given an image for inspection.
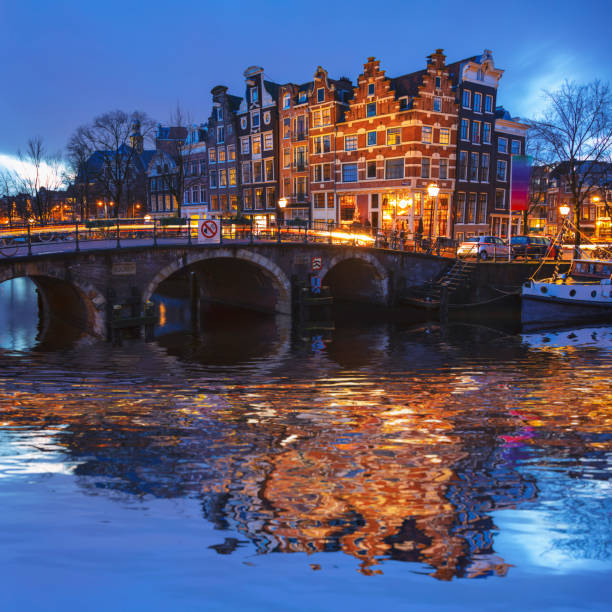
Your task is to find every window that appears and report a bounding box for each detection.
[210,195,218,210]
[263,111,271,125]
[511,140,521,155]
[439,128,450,145]
[367,131,377,146]
[200,160,206,174]
[460,119,469,140]
[342,163,358,182]
[253,161,263,182]
[399,97,409,110]
[209,170,217,188]
[433,97,441,112]
[217,107,223,121]
[314,163,331,182]
[219,168,227,187]
[265,159,273,181]
[255,188,264,209]
[252,135,261,155]
[473,92,482,113]
[217,126,225,143]
[462,90,471,108]
[244,189,252,209]
[240,117,247,129]
[439,159,448,179]
[263,132,273,151]
[485,94,493,113]
[387,128,401,145]
[229,167,236,186]
[367,83,375,97]
[216,150,225,164]
[228,146,235,161]
[209,148,216,163]
[317,88,324,102]
[312,135,331,154]
[422,126,432,143]
[421,157,430,179]
[228,124,233,136]
[345,135,357,151]
[327,193,334,208]
[240,137,250,154]
[467,193,477,223]
[459,151,468,180]
[251,112,260,128]
[472,120,481,144]
[477,193,487,224]
[250,87,258,103]
[477,68,484,81]
[242,162,251,184]
[435,76,441,89]
[314,193,325,209]
[456,192,466,223]
[299,91,307,104]
[483,122,491,144]
[200,186,207,202]
[498,137,508,154]
[470,152,479,181]
[283,148,290,168]
[322,108,331,125]
[497,159,507,181]
[481,153,489,182]
[283,94,290,109]
[495,189,506,209]
[385,158,404,179]
[366,102,376,117]
[366,161,377,179]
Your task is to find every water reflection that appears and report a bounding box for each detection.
[0,282,611,584]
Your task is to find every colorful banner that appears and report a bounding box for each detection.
[510,155,532,212]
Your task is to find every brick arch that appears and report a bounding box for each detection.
[0,263,106,337]
[321,252,389,304]
[142,248,292,314]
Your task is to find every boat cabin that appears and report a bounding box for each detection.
[570,259,612,281]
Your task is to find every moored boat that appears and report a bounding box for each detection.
[521,259,612,325]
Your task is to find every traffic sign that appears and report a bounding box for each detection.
[198,219,220,243]
[311,256,322,272]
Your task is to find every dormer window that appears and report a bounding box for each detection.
[399,97,408,110]
[283,94,291,109]
[250,87,258,103]
[317,88,324,103]
[217,107,223,121]
[477,68,484,81]
[367,83,375,96]
[299,91,307,103]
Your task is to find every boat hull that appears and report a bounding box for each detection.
[521,294,612,325]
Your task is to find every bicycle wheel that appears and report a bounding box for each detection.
[0,237,18,257]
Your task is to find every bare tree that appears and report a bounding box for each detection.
[529,80,612,251]
[0,169,17,226]
[14,137,64,225]
[70,110,155,218]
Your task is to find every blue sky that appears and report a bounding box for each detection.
[1,0,611,162]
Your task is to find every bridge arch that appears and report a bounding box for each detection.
[321,251,390,305]
[143,248,292,314]
[0,264,106,338]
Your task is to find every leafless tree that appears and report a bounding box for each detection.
[0,169,17,226]
[528,80,612,251]
[69,110,155,218]
[14,137,64,225]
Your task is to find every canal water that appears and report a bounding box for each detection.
[1,278,611,611]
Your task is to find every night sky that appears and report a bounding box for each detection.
[1,0,611,163]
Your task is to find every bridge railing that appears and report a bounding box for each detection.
[0,218,460,258]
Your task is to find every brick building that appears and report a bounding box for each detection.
[206,85,243,220]
[237,66,280,229]
[331,52,457,238]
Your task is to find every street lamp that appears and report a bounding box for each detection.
[427,183,440,240]
[559,204,571,217]
[278,197,287,226]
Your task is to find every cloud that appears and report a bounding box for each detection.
[0,153,67,189]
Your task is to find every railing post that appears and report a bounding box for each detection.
[329,224,333,245]
[250,216,254,244]
[153,218,157,247]
[219,217,223,245]
[75,221,80,252]
[27,223,32,256]
[277,220,282,244]
[304,221,308,244]
[187,218,192,246]
[115,216,121,248]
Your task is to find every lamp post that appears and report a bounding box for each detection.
[278,197,287,225]
[427,183,440,241]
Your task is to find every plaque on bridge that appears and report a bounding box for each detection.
[198,219,221,244]
[112,262,137,276]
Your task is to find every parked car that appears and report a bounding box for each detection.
[510,235,560,259]
[456,236,512,260]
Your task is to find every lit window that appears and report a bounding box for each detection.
[218,149,226,162]
[387,128,401,145]
[229,167,236,185]
[209,148,216,163]
[439,128,450,145]
[263,132,273,151]
[252,135,261,155]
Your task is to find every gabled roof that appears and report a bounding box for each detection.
[390,69,426,98]
[227,94,243,112]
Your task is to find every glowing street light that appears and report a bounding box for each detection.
[427,183,440,240]
[559,204,571,217]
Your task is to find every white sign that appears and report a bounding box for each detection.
[311,256,322,272]
[198,219,220,244]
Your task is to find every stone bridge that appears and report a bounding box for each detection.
[0,243,451,338]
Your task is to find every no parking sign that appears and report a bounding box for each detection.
[198,219,220,244]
